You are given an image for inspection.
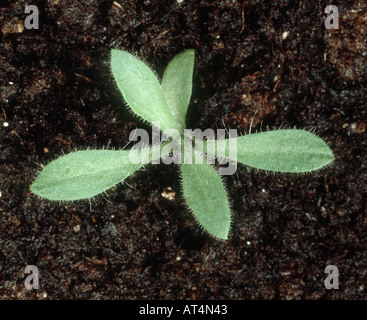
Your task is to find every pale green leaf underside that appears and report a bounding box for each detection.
[31,149,151,201]
[110,49,181,132]
[161,49,195,130]
[181,155,231,239]
[205,129,334,173]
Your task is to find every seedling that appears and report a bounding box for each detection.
[30,49,334,240]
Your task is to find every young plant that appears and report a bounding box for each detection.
[30,49,334,240]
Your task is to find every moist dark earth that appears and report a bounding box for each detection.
[0,0,366,300]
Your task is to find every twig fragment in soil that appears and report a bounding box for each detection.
[240,1,248,34]
[74,73,93,83]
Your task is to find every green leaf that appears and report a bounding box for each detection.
[181,155,231,240]
[205,129,334,173]
[31,149,151,201]
[111,49,181,132]
[161,49,195,130]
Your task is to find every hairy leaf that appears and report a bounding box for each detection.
[205,129,334,173]
[181,154,231,239]
[111,49,181,132]
[161,49,195,130]
[31,149,151,201]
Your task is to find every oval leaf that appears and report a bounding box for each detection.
[111,49,181,132]
[161,49,195,130]
[206,129,334,173]
[181,156,231,240]
[31,149,149,201]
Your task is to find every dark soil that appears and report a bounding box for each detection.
[1,0,366,300]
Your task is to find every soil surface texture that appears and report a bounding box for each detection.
[0,0,366,299]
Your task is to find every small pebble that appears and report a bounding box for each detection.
[161,187,176,200]
[281,31,289,40]
[16,22,24,33]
